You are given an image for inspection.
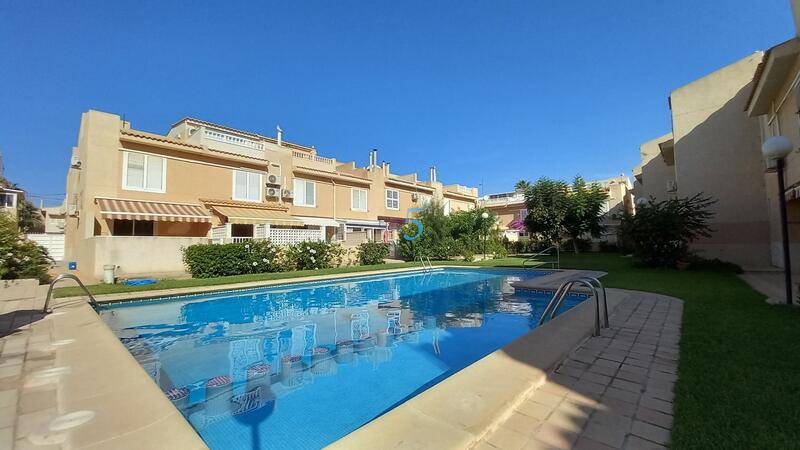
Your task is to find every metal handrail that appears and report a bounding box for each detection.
[522,245,560,269]
[42,274,98,313]
[417,256,432,272]
[539,276,608,336]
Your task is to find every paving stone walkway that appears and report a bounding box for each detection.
[475,292,683,450]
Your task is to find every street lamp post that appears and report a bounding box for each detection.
[481,211,489,260]
[762,136,794,305]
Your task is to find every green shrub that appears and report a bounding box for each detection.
[398,200,499,261]
[686,255,742,273]
[182,240,281,278]
[0,212,52,283]
[597,241,619,253]
[357,241,389,265]
[286,240,336,270]
[617,194,715,267]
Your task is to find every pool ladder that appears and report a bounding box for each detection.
[417,256,433,272]
[522,246,560,269]
[539,276,609,336]
[42,273,99,313]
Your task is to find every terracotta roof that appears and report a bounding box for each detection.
[120,128,268,163]
[172,117,317,153]
[198,198,288,211]
[120,129,202,149]
[385,177,435,192]
[294,166,371,182]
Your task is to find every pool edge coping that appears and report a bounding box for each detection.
[327,277,624,450]
[47,265,597,449]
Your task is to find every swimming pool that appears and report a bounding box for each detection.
[99,268,586,450]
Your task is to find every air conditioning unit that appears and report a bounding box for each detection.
[70,154,81,168]
[666,180,678,192]
[67,205,79,217]
[266,174,281,186]
[282,189,293,198]
[266,187,280,198]
[411,193,419,202]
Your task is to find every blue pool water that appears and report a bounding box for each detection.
[99,268,586,450]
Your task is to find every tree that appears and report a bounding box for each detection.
[521,178,570,245]
[562,177,608,252]
[617,194,715,267]
[514,180,531,192]
[520,176,608,252]
[0,176,43,233]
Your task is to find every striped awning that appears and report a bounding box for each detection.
[211,206,303,226]
[96,198,212,223]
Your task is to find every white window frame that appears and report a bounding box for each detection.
[385,188,400,210]
[232,169,263,203]
[293,178,317,208]
[122,151,167,193]
[351,188,368,212]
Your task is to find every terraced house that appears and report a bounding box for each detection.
[63,110,478,279]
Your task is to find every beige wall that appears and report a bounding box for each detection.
[634,133,675,203]
[670,53,771,267]
[747,40,800,270]
[63,110,478,276]
[92,236,208,279]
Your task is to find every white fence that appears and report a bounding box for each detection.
[268,227,324,246]
[210,225,325,246]
[26,233,65,261]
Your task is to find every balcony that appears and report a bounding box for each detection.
[481,192,525,206]
[444,184,479,198]
[201,128,266,160]
[292,150,336,172]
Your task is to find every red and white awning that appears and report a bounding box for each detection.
[96,197,211,223]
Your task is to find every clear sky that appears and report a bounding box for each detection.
[0,0,795,206]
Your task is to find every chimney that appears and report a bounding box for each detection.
[277,125,283,146]
[382,161,390,175]
[371,149,379,167]
[429,166,437,183]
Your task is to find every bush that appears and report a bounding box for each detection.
[183,240,281,278]
[286,241,336,270]
[357,241,389,265]
[686,255,742,273]
[562,237,592,253]
[617,194,715,267]
[398,200,500,261]
[0,212,52,283]
[597,240,619,253]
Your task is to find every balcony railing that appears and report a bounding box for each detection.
[204,129,263,151]
[482,193,525,206]
[292,150,334,165]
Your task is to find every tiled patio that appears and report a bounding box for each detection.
[475,292,682,450]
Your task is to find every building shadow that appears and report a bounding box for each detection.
[0,309,48,338]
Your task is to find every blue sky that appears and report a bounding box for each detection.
[0,1,794,206]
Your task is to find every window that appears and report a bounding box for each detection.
[112,219,154,236]
[519,209,529,220]
[293,179,316,207]
[123,152,166,192]
[443,200,452,216]
[385,189,399,210]
[0,193,15,208]
[233,170,262,202]
[351,188,368,212]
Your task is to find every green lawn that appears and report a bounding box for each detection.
[499,253,800,449]
[56,253,800,448]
